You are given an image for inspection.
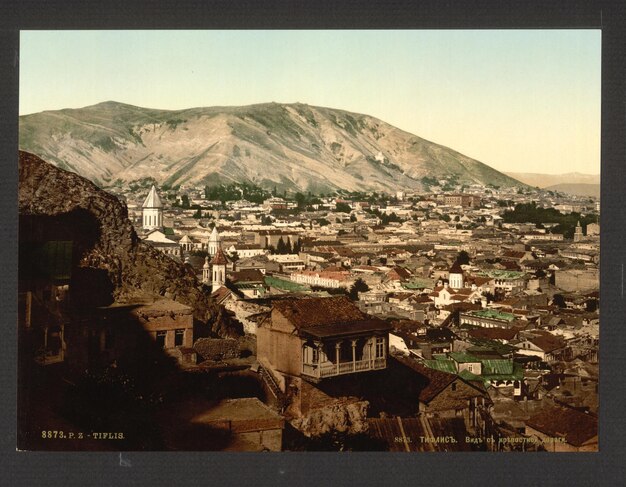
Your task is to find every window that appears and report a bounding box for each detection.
[451,382,457,391]
[175,329,184,347]
[375,337,385,358]
[156,331,167,348]
[312,347,319,364]
[468,364,473,372]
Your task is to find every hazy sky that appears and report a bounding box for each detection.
[20,30,601,175]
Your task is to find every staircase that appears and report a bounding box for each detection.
[258,364,287,410]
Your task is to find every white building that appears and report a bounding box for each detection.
[142,185,164,231]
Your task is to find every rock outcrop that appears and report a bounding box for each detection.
[19,150,239,336]
[290,400,370,437]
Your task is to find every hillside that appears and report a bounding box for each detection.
[544,183,600,198]
[505,171,600,189]
[20,101,523,193]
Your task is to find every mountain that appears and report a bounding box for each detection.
[544,183,600,198]
[504,171,600,189]
[20,101,523,193]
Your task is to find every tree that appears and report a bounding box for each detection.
[276,237,287,254]
[457,250,470,265]
[192,209,202,219]
[292,238,302,254]
[295,192,307,209]
[440,214,451,222]
[285,239,293,254]
[181,194,190,209]
[585,298,598,313]
[552,294,566,308]
[335,202,352,213]
[348,278,370,301]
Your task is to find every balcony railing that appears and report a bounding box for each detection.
[302,357,386,379]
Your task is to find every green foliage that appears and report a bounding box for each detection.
[181,194,190,209]
[335,202,352,213]
[348,278,370,301]
[457,250,470,265]
[440,214,451,222]
[552,294,566,308]
[502,202,595,238]
[165,118,187,129]
[204,182,270,204]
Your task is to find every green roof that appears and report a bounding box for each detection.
[449,352,481,363]
[481,362,524,381]
[476,269,526,280]
[482,359,514,376]
[424,359,457,374]
[467,309,516,322]
[264,276,310,292]
[401,278,435,290]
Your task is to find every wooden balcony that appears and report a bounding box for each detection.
[302,357,386,380]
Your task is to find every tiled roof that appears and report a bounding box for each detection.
[272,296,366,329]
[230,269,265,283]
[467,327,518,341]
[394,356,457,403]
[526,405,597,446]
[210,247,229,265]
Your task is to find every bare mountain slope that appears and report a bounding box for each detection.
[20,101,522,192]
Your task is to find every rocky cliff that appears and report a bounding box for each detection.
[18,150,240,337]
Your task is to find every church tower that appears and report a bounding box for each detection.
[142,185,163,231]
[573,220,583,242]
[210,247,229,293]
[448,261,464,289]
[208,225,221,257]
[202,256,211,284]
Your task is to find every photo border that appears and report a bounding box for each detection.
[2,1,624,484]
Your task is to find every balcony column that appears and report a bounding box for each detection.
[315,341,323,378]
[351,339,357,371]
[335,341,342,374]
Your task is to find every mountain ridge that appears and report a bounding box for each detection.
[20,101,524,193]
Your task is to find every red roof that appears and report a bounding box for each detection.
[210,247,229,265]
[526,405,597,446]
[272,296,366,329]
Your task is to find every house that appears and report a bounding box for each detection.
[129,299,195,362]
[144,229,182,259]
[429,284,483,308]
[257,296,392,385]
[394,357,490,432]
[514,330,570,362]
[228,269,268,299]
[525,404,598,452]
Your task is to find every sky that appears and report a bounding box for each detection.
[19,30,601,175]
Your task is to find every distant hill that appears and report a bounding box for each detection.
[20,100,524,193]
[505,171,600,189]
[544,183,600,198]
